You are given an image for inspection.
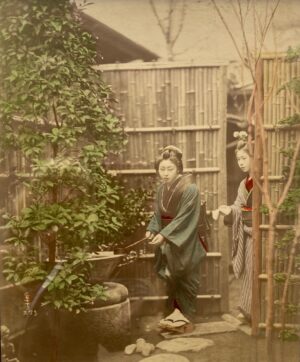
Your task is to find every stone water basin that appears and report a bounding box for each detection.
[87,252,125,282]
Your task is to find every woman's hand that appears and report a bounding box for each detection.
[219,205,232,215]
[148,233,165,246]
[145,230,154,240]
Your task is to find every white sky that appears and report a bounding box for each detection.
[81,0,300,62]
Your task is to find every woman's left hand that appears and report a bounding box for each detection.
[149,233,165,246]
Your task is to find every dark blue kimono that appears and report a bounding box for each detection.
[147,174,206,320]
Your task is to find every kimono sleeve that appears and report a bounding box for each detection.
[232,179,246,209]
[159,184,200,248]
[146,187,162,234]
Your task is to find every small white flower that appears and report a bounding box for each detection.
[233,131,248,140]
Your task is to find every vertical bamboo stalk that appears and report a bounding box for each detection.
[217,65,229,313]
[181,68,185,127]
[127,70,133,128]
[203,67,207,126]
[174,69,179,126]
[136,69,142,128]
[199,68,204,125]
[252,59,263,336]
[208,68,213,127]
[214,67,219,125]
[195,68,199,126]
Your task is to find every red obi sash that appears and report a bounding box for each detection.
[161,215,173,226]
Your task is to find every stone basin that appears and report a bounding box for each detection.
[88,252,125,282]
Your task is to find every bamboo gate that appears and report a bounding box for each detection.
[100,61,229,315]
[252,55,300,335]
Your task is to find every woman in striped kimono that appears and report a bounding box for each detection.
[219,135,253,323]
[145,145,206,333]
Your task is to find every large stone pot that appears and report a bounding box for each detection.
[59,282,131,351]
[87,252,125,282]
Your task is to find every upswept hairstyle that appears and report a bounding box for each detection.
[155,145,183,173]
[233,131,250,156]
[235,139,250,156]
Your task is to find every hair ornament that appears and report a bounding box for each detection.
[233,131,248,142]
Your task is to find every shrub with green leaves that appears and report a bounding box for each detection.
[0,0,148,312]
[273,46,300,341]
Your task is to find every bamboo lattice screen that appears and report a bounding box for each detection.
[256,55,300,331]
[100,61,229,314]
[0,61,229,315]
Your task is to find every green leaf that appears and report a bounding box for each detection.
[87,213,98,223]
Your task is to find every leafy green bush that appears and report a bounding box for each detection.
[0,0,148,312]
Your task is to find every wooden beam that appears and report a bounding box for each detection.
[138,252,221,260]
[260,175,284,181]
[124,125,220,133]
[109,167,220,175]
[259,225,293,230]
[97,60,228,72]
[129,294,221,301]
[263,124,300,130]
[259,273,300,281]
[259,323,300,329]
[0,167,221,179]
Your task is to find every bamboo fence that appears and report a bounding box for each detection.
[256,55,300,330]
[0,61,229,316]
[100,61,229,315]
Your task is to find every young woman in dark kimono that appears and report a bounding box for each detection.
[146,145,206,332]
[219,135,253,323]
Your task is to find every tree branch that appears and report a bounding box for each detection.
[52,103,60,128]
[280,219,300,332]
[171,0,187,46]
[167,0,175,43]
[210,0,248,68]
[257,0,281,60]
[149,0,168,37]
[237,0,255,81]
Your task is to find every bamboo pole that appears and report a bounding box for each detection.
[195,68,199,125]
[252,59,263,336]
[218,64,229,313]
[124,125,220,133]
[199,68,204,125]
[204,67,208,125]
[174,69,179,126]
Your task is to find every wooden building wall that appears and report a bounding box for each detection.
[100,61,229,315]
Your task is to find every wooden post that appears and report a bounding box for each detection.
[252,59,263,336]
[218,65,229,313]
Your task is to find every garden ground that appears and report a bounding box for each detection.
[19,276,299,362]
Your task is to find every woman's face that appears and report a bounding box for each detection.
[236,150,251,173]
[158,159,179,185]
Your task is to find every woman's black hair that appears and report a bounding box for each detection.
[155,145,183,173]
[235,140,249,156]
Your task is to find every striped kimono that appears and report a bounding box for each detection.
[231,176,253,321]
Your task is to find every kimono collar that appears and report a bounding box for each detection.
[160,174,193,214]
